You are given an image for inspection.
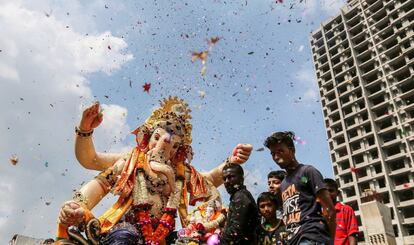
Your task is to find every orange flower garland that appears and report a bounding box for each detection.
[133,150,186,244]
[135,206,176,245]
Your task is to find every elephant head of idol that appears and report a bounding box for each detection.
[131,96,194,192]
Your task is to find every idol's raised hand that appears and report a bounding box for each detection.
[79,102,103,132]
[229,144,253,164]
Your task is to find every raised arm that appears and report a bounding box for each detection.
[75,102,123,171]
[202,144,253,187]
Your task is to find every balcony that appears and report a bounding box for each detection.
[388,167,410,177]
[382,137,403,148]
[364,0,384,18]
[371,99,389,111]
[385,151,407,161]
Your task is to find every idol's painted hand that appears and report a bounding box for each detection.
[230,144,253,164]
[79,102,103,132]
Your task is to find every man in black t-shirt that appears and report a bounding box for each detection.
[264,131,335,245]
[221,163,259,245]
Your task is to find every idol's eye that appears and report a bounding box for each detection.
[154,133,160,141]
[173,143,180,149]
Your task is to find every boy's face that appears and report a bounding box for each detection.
[258,199,276,220]
[268,143,295,169]
[268,177,282,195]
[326,185,339,202]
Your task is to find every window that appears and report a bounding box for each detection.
[354,154,364,164]
[398,189,413,202]
[393,174,409,187]
[388,159,405,171]
[385,145,401,157]
[377,177,386,188]
[373,164,382,174]
[343,173,353,184]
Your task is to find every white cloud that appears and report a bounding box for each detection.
[299,0,346,18]
[296,67,316,85]
[294,65,319,102]
[303,88,318,101]
[0,1,132,242]
[299,0,319,17]
[244,168,268,198]
[320,0,346,15]
[94,104,131,152]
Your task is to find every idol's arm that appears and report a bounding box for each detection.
[202,161,227,187]
[58,160,123,227]
[75,133,123,171]
[75,177,110,210]
[202,144,253,187]
[75,102,124,171]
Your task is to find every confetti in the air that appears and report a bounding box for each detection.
[200,66,207,76]
[142,82,151,93]
[294,136,306,145]
[10,155,19,165]
[191,51,209,76]
[191,51,209,64]
[207,36,220,46]
[198,90,206,99]
[191,36,220,76]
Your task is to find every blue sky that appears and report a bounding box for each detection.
[86,0,341,183]
[0,0,345,241]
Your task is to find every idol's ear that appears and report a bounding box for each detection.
[131,127,140,136]
[185,145,194,163]
[132,125,151,151]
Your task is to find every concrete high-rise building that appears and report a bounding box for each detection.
[310,0,414,244]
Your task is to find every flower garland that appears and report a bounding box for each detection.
[202,212,225,231]
[133,151,185,245]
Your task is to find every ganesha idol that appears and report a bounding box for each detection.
[176,200,225,245]
[55,96,252,245]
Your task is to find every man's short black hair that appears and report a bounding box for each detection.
[223,163,244,176]
[264,131,296,150]
[257,192,281,208]
[267,170,286,181]
[323,178,338,190]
